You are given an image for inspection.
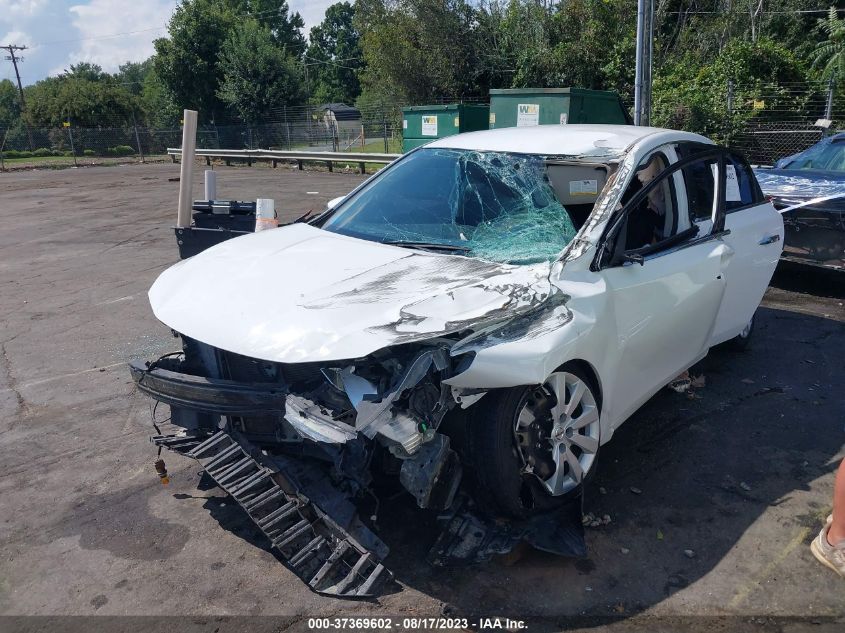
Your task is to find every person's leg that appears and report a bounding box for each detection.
[827,458,845,545]
[811,457,845,576]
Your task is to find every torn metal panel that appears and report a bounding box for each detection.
[428,495,586,566]
[398,434,462,509]
[284,395,358,444]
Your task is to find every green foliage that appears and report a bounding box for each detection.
[154,0,239,121]
[226,0,306,55]
[0,79,21,128]
[24,75,137,128]
[0,0,836,139]
[104,145,136,156]
[153,0,305,122]
[62,62,108,82]
[140,63,182,127]
[2,150,33,159]
[32,147,52,157]
[83,149,96,157]
[116,59,155,96]
[356,0,483,103]
[652,38,814,142]
[217,18,306,123]
[307,2,363,105]
[813,7,845,79]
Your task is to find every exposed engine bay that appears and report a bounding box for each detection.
[134,335,469,509]
[131,333,585,597]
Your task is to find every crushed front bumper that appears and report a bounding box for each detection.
[129,360,357,442]
[129,360,286,415]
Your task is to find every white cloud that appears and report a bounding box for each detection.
[0,30,34,47]
[0,0,47,18]
[61,0,176,73]
[290,0,335,33]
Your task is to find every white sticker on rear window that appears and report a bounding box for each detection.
[569,179,598,196]
[725,164,742,201]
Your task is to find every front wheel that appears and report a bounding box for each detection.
[466,364,601,518]
[725,314,755,351]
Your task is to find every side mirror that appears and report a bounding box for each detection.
[327,196,345,210]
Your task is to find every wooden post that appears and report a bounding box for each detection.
[176,109,198,228]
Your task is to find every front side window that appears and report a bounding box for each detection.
[680,157,718,223]
[619,153,679,251]
[320,148,579,265]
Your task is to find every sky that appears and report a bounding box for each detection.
[0,0,336,86]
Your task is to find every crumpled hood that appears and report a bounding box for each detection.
[149,224,552,363]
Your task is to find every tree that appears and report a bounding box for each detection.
[140,64,182,127]
[24,74,136,127]
[227,0,306,55]
[356,0,483,103]
[0,79,21,129]
[652,38,812,141]
[62,62,108,82]
[306,2,363,104]
[813,6,845,79]
[217,18,305,123]
[153,0,237,122]
[116,59,154,96]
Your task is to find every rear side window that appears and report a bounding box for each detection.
[724,155,764,213]
[681,158,717,222]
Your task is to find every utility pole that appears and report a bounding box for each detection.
[633,0,654,126]
[2,44,34,151]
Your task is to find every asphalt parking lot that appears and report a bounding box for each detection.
[1,163,843,628]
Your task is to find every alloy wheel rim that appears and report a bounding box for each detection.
[514,371,600,496]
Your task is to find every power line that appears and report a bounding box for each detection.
[32,27,168,47]
[665,8,845,14]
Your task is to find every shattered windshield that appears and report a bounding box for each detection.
[321,148,578,265]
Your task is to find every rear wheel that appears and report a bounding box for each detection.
[466,364,601,518]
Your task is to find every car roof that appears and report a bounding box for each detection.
[426,124,712,157]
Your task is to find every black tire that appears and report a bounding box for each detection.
[465,363,601,519]
[725,314,755,351]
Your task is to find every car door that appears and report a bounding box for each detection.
[709,152,783,345]
[597,148,730,427]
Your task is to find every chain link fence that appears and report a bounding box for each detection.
[0,85,841,167]
[0,102,419,165]
[726,79,843,165]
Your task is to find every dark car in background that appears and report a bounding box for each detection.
[754,132,845,272]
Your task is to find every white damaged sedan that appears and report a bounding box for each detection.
[131,125,783,592]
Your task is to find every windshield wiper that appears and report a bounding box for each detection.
[381,240,471,253]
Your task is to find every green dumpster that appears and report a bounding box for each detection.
[488,88,631,129]
[401,104,490,152]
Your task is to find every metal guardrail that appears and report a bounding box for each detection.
[167,147,400,173]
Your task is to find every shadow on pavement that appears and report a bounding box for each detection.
[184,300,843,620]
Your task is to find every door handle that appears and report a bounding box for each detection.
[758,234,780,245]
